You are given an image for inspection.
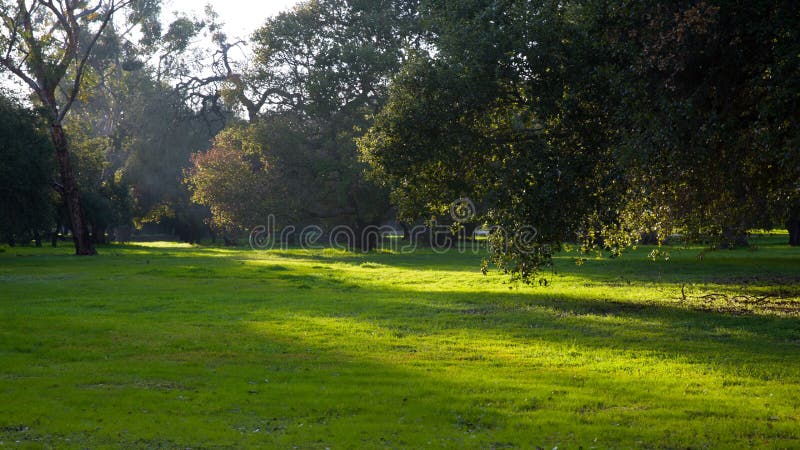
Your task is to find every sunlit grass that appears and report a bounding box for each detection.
[128,241,198,249]
[0,236,798,447]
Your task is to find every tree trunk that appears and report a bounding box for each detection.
[51,220,59,248]
[400,222,410,241]
[354,224,378,252]
[640,231,659,245]
[91,222,106,245]
[50,124,96,255]
[462,223,478,241]
[718,226,749,249]
[788,216,800,247]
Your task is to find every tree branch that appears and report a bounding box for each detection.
[58,0,130,121]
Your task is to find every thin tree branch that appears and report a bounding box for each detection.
[58,0,131,121]
[0,54,41,93]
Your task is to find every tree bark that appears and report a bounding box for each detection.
[719,226,749,249]
[354,224,378,252]
[51,219,59,248]
[788,216,800,247]
[400,222,411,241]
[91,220,107,245]
[462,223,478,241]
[50,124,96,255]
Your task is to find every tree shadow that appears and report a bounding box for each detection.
[3,243,799,447]
[240,282,800,381]
[258,240,800,288]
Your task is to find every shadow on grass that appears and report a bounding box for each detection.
[2,242,799,447]
[252,238,800,282]
[8,241,798,370]
[240,283,800,378]
[85,240,800,313]
[26,236,793,287]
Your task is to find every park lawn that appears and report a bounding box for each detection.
[0,236,799,448]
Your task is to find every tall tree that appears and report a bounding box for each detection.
[361,0,616,278]
[65,5,224,243]
[0,0,155,254]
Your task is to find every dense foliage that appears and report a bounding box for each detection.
[0,96,55,245]
[0,0,168,253]
[67,40,221,243]
[360,0,800,280]
[185,0,425,248]
[1,1,224,246]
[1,0,797,272]
[596,0,800,248]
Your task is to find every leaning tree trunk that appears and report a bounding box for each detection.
[50,124,96,255]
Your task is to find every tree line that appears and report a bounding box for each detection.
[1,0,798,280]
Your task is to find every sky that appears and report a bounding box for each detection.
[1,1,304,100]
[163,0,303,39]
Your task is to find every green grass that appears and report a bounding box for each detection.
[0,236,799,448]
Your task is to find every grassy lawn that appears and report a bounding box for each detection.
[1,236,799,448]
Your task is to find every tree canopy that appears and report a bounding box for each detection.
[0,95,54,245]
[185,0,426,248]
[1,0,797,275]
[360,0,800,280]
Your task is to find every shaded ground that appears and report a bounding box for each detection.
[0,236,798,448]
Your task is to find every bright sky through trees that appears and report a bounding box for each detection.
[1,1,302,100]
[164,0,302,39]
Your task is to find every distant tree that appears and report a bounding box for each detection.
[185,124,269,237]
[186,0,424,249]
[118,79,220,243]
[70,65,220,243]
[60,12,221,244]
[0,96,55,246]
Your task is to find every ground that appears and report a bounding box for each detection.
[0,235,799,448]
